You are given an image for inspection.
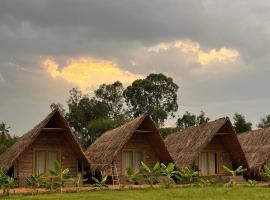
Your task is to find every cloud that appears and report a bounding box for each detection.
[43,57,144,91]
[0,73,4,82]
[147,40,240,66]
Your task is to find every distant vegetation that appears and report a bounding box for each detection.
[0,122,17,155]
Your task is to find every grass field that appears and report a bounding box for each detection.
[2,187,270,200]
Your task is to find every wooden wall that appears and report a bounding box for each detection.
[194,136,232,175]
[15,131,79,186]
[111,133,159,176]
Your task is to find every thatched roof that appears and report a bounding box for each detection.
[0,109,89,172]
[238,128,270,170]
[165,117,248,169]
[85,113,173,172]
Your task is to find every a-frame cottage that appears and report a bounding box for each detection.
[165,117,248,178]
[238,128,270,178]
[0,109,89,186]
[85,113,173,184]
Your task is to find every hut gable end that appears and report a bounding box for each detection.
[165,117,248,170]
[0,109,89,173]
[85,114,173,172]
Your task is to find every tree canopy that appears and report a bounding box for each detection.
[233,113,252,134]
[176,111,210,130]
[258,115,270,128]
[123,73,179,127]
[94,81,125,118]
[0,122,17,155]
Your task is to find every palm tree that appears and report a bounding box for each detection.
[0,122,11,141]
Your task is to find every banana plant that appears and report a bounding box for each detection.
[178,167,199,183]
[3,176,17,195]
[160,163,181,186]
[92,175,108,190]
[263,165,270,178]
[0,170,8,195]
[49,160,70,193]
[25,172,44,194]
[223,165,247,186]
[139,162,162,187]
[246,179,256,187]
[71,173,88,192]
[125,168,141,185]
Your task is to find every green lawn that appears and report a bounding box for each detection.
[2,187,270,200]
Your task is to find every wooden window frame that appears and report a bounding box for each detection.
[122,149,145,175]
[32,148,61,175]
[199,151,220,176]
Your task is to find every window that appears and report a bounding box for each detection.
[199,152,219,176]
[34,149,60,175]
[122,150,143,175]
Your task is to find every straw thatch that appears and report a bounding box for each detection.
[0,109,89,172]
[238,128,270,171]
[85,113,173,172]
[165,117,248,169]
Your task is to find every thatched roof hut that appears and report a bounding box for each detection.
[238,128,270,172]
[85,113,173,173]
[0,109,89,173]
[165,117,248,170]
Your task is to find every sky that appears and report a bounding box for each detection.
[1,0,270,136]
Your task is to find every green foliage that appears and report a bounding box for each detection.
[0,170,18,195]
[63,85,130,148]
[50,103,66,115]
[139,162,162,187]
[0,122,17,155]
[233,113,252,134]
[123,73,179,126]
[176,111,210,130]
[71,173,88,192]
[125,168,141,185]
[48,160,70,193]
[94,81,125,118]
[263,165,270,179]
[178,168,199,183]
[223,165,247,186]
[25,173,44,194]
[198,178,218,187]
[66,88,111,147]
[86,117,127,146]
[246,179,256,187]
[258,115,270,128]
[4,187,270,200]
[92,175,108,190]
[160,163,181,187]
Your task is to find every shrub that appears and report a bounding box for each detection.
[92,175,108,190]
[25,172,44,194]
[48,160,70,193]
[139,162,162,187]
[223,165,247,187]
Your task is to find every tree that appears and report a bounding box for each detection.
[176,111,210,130]
[86,117,127,146]
[50,103,66,115]
[233,113,252,134]
[65,88,111,147]
[94,81,125,118]
[124,73,179,126]
[258,115,270,128]
[0,123,17,155]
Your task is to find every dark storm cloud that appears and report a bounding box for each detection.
[0,0,270,134]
